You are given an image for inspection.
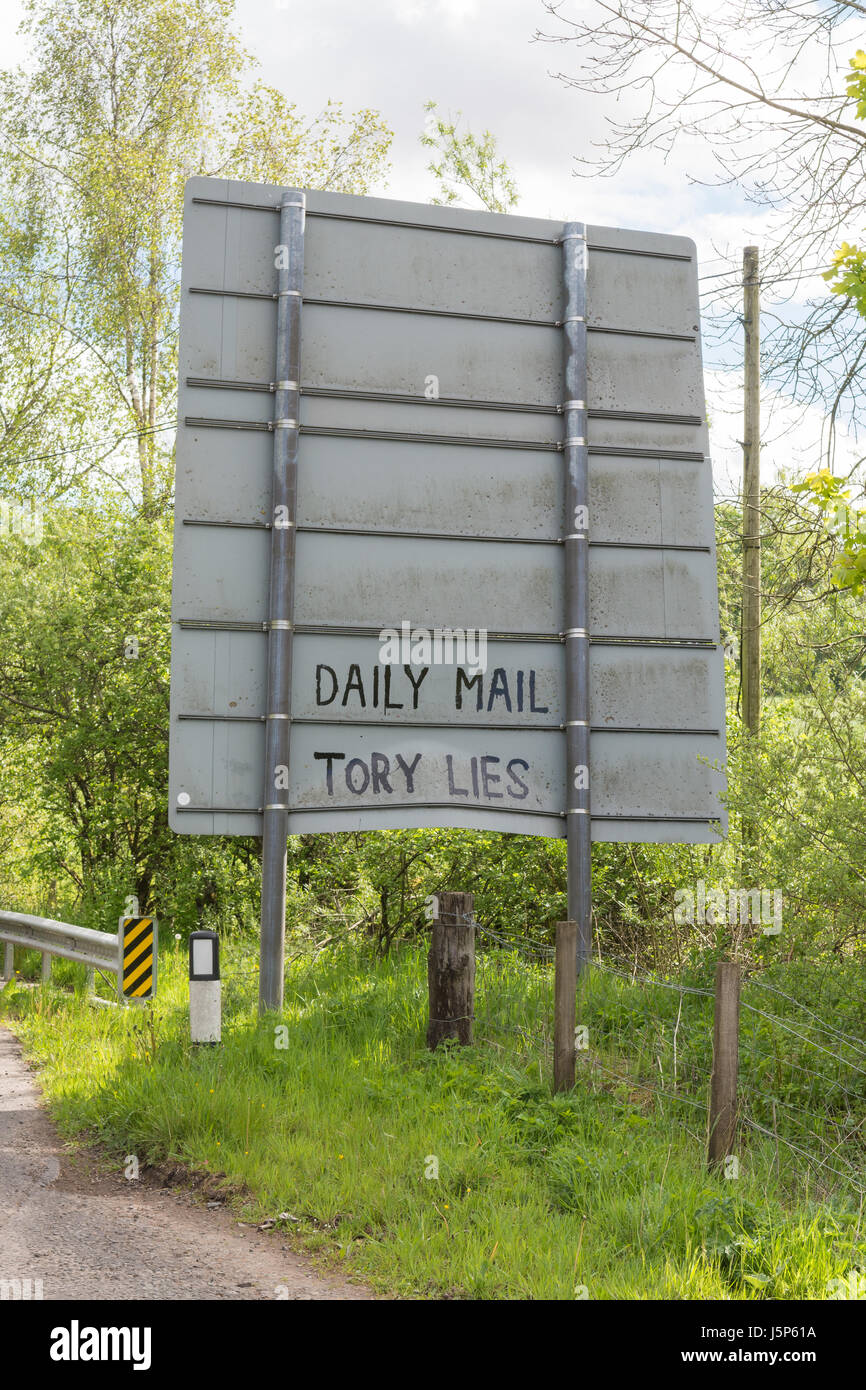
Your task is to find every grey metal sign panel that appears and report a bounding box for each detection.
[170,719,723,840]
[181,296,702,418]
[169,177,728,844]
[589,456,712,546]
[178,432,563,542]
[171,523,269,625]
[293,532,561,634]
[296,439,562,541]
[588,549,717,640]
[182,189,698,336]
[171,632,723,733]
[172,528,717,640]
[173,627,266,718]
[176,423,711,550]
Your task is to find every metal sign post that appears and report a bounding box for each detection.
[561,221,592,973]
[168,180,728,1002]
[260,191,305,1013]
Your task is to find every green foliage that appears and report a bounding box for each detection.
[4,938,863,1299]
[0,0,392,508]
[0,499,262,924]
[0,0,391,921]
[790,469,866,593]
[785,50,866,590]
[421,100,518,213]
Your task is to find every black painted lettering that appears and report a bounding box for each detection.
[316,665,338,706]
[384,666,403,711]
[370,752,393,794]
[506,758,530,800]
[345,758,370,794]
[529,670,548,714]
[342,664,366,708]
[395,752,422,792]
[480,755,503,798]
[446,754,469,796]
[456,668,483,712]
[404,665,429,709]
[314,751,345,795]
[486,668,512,713]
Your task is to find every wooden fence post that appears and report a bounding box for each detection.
[554,920,578,1092]
[708,961,740,1170]
[426,891,475,1049]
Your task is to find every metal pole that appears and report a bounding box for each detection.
[259,189,305,1015]
[561,222,592,975]
[742,246,761,737]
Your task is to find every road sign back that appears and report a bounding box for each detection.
[169,180,727,847]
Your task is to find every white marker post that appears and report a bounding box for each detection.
[189,931,221,1045]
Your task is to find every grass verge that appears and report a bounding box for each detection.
[2,938,863,1299]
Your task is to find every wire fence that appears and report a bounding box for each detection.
[207,905,866,1203]
[472,924,866,1204]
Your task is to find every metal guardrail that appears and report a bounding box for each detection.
[0,910,122,999]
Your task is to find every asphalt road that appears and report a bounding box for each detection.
[0,1025,373,1301]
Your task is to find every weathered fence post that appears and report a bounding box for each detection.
[41,952,52,983]
[554,921,578,1092]
[426,891,475,1049]
[1,942,13,981]
[708,961,740,1170]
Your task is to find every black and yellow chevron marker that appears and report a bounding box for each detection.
[121,917,157,1000]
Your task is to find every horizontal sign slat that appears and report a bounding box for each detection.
[169,720,723,833]
[181,297,703,417]
[170,631,724,731]
[176,428,712,549]
[171,526,719,639]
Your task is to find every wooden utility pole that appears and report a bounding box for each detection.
[426,891,475,1048]
[742,246,761,736]
[553,921,578,1092]
[707,961,740,1170]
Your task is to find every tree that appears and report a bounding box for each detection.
[421,100,518,213]
[787,50,866,592]
[0,192,105,506]
[0,0,392,915]
[0,0,392,510]
[0,502,174,909]
[536,1,866,440]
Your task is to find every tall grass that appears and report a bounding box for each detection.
[2,938,863,1299]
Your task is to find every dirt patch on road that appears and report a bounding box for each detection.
[0,1024,379,1300]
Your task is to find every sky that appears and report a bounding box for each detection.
[3,0,862,492]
